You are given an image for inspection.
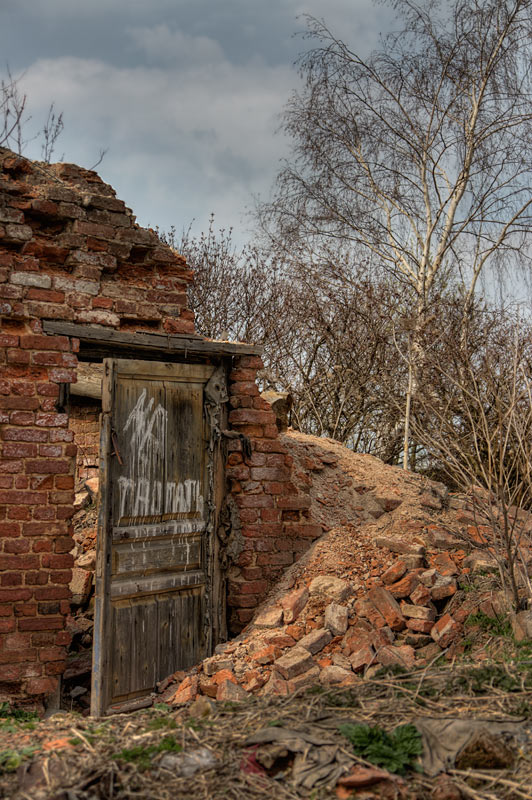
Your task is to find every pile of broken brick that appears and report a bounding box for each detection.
[158,529,505,706]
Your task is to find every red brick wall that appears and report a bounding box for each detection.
[226,355,322,632]
[0,148,324,704]
[0,150,194,706]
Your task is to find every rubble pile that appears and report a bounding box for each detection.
[157,430,525,707]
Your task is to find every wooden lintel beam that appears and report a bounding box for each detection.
[42,320,263,357]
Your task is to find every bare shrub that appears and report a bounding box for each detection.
[412,308,532,609]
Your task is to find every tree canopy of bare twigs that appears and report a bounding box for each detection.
[1,69,64,163]
[259,0,532,467]
[174,220,408,462]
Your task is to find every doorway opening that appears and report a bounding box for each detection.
[63,356,230,715]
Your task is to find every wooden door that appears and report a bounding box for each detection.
[91,359,222,715]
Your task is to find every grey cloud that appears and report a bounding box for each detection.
[127,25,226,67]
[16,52,292,237]
[1,0,395,244]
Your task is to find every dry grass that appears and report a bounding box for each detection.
[3,654,532,800]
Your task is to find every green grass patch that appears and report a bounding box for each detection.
[0,702,39,734]
[465,610,512,637]
[456,664,521,694]
[115,735,182,771]
[372,664,409,680]
[0,747,38,773]
[338,722,423,775]
[147,716,177,731]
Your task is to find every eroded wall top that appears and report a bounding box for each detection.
[0,148,194,336]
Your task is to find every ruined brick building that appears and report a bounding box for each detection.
[0,149,321,713]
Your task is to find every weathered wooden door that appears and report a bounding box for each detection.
[91,359,224,715]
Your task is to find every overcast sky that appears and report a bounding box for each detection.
[1,0,392,245]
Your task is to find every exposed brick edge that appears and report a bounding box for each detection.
[226,355,323,632]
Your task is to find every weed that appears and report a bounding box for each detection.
[0,747,38,773]
[338,722,423,775]
[323,689,360,708]
[147,716,177,731]
[372,664,409,680]
[509,700,531,717]
[465,611,512,637]
[456,664,520,694]
[218,702,241,713]
[153,703,171,711]
[115,735,182,771]
[0,703,39,734]
[0,702,38,723]
[515,641,532,657]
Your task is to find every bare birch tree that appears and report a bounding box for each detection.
[260,0,532,468]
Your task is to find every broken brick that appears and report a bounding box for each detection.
[431,552,459,576]
[431,577,457,601]
[274,647,314,680]
[261,673,290,696]
[368,587,406,631]
[381,559,407,585]
[319,665,354,685]
[387,570,421,599]
[285,624,304,641]
[216,680,249,702]
[298,627,332,655]
[376,644,415,670]
[212,669,237,686]
[354,596,387,628]
[406,618,435,634]
[169,675,199,705]
[324,602,349,636]
[251,645,281,665]
[410,582,431,606]
[400,602,436,621]
[431,613,461,648]
[254,606,284,628]
[281,586,309,624]
[349,644,375,673]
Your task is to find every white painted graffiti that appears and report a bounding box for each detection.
[117,388,203,520]
[123,388,167,481]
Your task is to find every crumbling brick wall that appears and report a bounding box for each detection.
[69,399,100,483]
[0,148,322,705]
[226,355,321,632]
[0,150,194,705]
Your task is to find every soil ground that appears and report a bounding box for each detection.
[3,649,532,799]
[3,430,532,799]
